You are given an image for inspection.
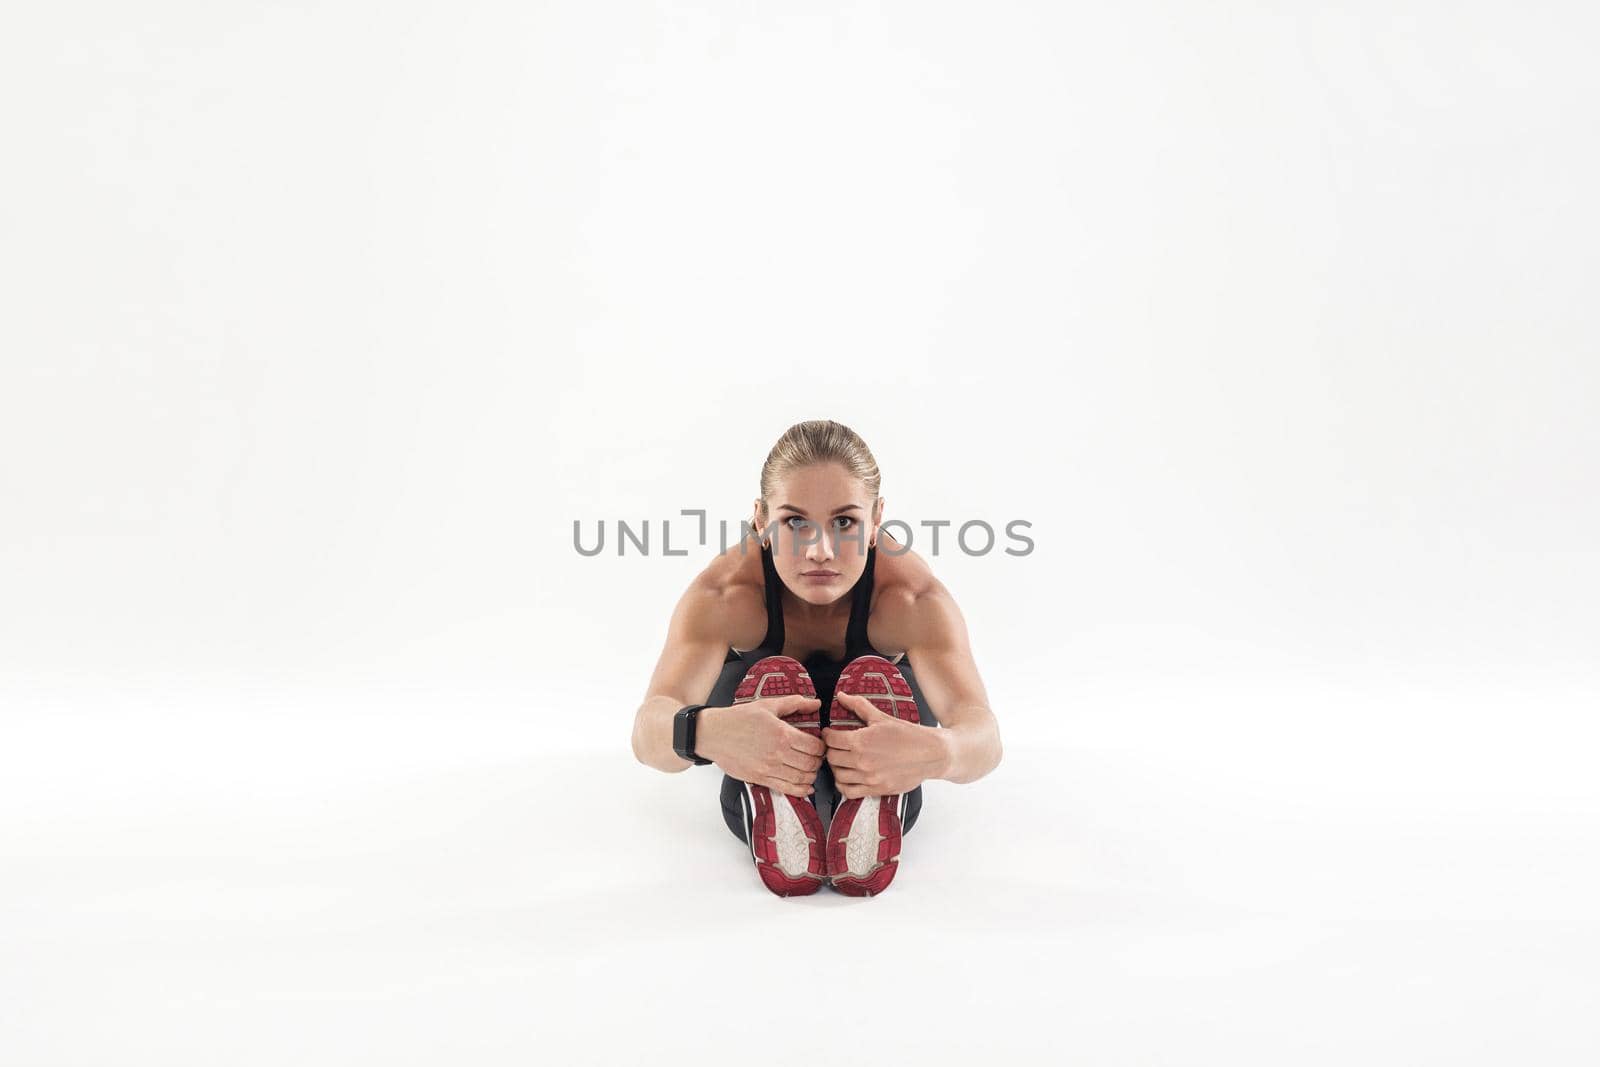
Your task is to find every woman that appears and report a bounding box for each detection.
[631,420,1003,897]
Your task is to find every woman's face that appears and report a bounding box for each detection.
[754,463,882,606]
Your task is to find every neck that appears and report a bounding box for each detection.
[782,586,852,626]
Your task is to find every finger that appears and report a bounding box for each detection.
[785,727,827,757]
[771,762,814,788]
[825,746,861,769]
[820,728,858,749]
[760,695,822,717]
[766,767,806,790]
[766,776,815,798]
[840,692,890,720]
[779,748,823,775]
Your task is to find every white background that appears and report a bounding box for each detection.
[3,3,1597,1064]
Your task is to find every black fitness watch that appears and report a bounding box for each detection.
[672,704,714,765]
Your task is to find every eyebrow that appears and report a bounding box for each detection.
[776,504,864,517]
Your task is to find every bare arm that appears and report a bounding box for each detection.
[632,574,826,793]
[631,578,741,773]
[900,584,1003,785]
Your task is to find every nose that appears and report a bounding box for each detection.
[805,523,836,564]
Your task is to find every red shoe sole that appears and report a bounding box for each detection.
[825,656,922,896]
[733,656,826,897]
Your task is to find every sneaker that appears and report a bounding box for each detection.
[824,655,922,896]
[733,656,827,897]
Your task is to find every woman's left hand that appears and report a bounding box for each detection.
[822,692,950,799]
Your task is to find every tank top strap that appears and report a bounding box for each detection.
[844,542,877,659]
[758,539,786,655]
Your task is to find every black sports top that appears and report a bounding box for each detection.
[759,539,892,659]
[727,539,899,721]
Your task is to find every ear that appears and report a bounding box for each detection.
[871,497,885,546]
[751,499,766,538]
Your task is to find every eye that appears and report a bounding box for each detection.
[784,516,809,530]
[833,516,856,530]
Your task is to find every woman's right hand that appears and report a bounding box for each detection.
[696,696,824,797]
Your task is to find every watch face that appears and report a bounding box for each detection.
[673,708,691,756]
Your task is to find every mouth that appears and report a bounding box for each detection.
[800,570,840,578]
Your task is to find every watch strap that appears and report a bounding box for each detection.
[674,703,713,765]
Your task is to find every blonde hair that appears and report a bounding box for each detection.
[757,419,881,520]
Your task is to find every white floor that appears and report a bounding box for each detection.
[3,675,1596,1065]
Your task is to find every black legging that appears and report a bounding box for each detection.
[703,647,939,843]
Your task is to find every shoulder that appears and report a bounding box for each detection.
[672,540,768,649]
[868,535,969,655]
